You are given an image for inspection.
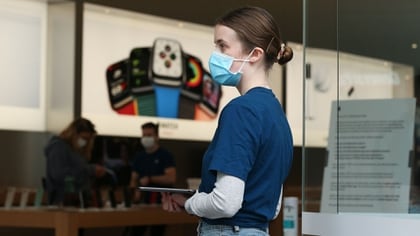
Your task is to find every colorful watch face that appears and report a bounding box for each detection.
[200,71,222,117]
[129,47,154,94]
[106,59,133,109]
[151,38,184,86]
[181,54,204,101]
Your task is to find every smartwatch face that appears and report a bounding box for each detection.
[151,38,184,86]
[129,47,153,94]
[106,59,133,109]
[181,54,204,101]
[201,71,222,116]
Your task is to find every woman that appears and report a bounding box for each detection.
[44,117,106,205]
[162,6,294,235]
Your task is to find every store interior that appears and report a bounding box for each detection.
[1,0,419,235]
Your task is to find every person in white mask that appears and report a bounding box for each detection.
[129,122,176,236]
[44,117,106,205]
[161,6,294,236]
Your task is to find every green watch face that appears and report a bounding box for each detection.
[129,47,153,93]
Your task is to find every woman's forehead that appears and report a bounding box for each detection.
[214,25,239,44]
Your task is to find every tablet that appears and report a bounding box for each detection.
[138,186,196,195]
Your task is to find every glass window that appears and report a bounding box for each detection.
[302,0,420,234]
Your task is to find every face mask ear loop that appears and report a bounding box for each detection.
[234,48,256,73]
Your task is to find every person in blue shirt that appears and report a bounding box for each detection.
[161,6,294,236]
[129,122,176,236]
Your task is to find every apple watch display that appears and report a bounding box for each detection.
[150,38,184,87]
[105,59,133,110]
[179,54,204,119]
[199,71,222,118]
[181,54,204,100]
[150,38,184,118]
[129,47,156,116]
[129,47,154,94]
[105,38,219,120]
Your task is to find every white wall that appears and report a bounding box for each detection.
[0,0,47,131]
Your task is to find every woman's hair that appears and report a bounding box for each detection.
[59,117,96,159]
[216,6,293,70]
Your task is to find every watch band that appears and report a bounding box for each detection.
[194,104,214,121]
[178,94,197,119]
[115,100,136,115]
[135,92,157,116]
[154,85,180,118]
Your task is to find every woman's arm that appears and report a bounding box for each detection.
[184,172,244,219]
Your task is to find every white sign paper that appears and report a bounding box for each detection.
[320,98,416,213]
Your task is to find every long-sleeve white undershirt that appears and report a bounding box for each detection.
[185,172,283,219]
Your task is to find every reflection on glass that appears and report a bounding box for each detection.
[302,0,419,218]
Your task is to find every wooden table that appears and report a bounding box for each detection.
[0,205,198,236]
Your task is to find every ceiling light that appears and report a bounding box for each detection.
[411,43,418,49]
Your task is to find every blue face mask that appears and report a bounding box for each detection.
[208,50,253,86]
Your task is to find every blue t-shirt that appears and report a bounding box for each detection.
[199,87,293,229]
[131,147,175,179]
[131,147,175,203]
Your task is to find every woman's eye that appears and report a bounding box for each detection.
[218,45,226,53]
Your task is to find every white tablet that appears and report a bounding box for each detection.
[138,186,196,195]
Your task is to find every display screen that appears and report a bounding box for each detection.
[82,4,242,140]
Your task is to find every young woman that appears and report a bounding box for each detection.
[162,6,294,235]
[44,117,106,205]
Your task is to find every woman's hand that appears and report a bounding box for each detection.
[161,192,188,212]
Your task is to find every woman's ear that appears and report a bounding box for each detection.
[249,47,264,63]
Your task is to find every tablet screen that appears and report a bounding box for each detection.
[138,186,196,195]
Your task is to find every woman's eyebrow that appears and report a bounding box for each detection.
[215,38,225,45]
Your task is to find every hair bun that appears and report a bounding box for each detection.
[278,45,293,65]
